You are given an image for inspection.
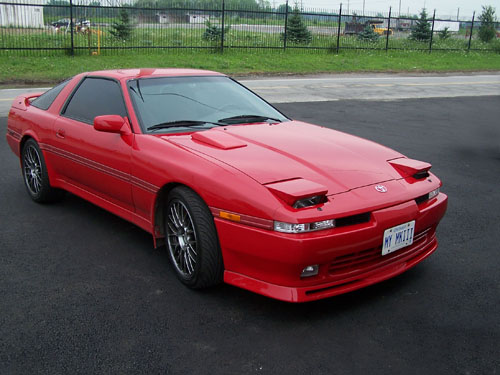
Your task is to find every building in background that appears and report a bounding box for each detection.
[0,0,44,28]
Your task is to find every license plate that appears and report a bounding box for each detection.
[382,220,415,256]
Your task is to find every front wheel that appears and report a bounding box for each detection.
[165,186,223,289]
[21,138,64,203]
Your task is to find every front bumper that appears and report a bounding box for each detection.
[215,193,448,303]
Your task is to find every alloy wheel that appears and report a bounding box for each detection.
[166,199,198,278]
[23,144,43,196]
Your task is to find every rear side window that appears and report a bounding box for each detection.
[63,77,127,124]
[31,79,70,111]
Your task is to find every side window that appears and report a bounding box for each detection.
[31,79,70,111]
[63,77,126,124]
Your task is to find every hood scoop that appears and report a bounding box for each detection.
[191,130,247,150]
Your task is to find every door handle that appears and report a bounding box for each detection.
[56,129,65,139]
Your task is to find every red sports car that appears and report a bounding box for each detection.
[6,69,448,302]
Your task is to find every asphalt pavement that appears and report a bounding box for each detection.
[1,95,499,374]
[1,73,500,116]
[241,73,500,103]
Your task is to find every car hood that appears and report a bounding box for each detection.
[165,121,405,195]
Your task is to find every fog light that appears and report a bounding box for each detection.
[301,265,319,278]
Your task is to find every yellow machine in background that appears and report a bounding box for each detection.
[372,24,393,35]
[344,18,393,36]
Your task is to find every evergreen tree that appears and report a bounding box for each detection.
[202,20,230,42]
[110,9,133,40]
[358,24,379,42]
[478,5,497,43]
[438,26,451,40]
[409,8,432,42]
[277,3,292,13]
[282,6,312,44]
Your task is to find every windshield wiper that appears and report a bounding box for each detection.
[147,120,223,131]
[218,115,282,125]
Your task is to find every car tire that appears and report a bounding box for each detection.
[21,138,65,203]
[165,186,223,289]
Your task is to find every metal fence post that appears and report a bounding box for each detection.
[283,0,289,51]
[468,11,475,52]
[429,9,436,53]
[385,6,391,52]
[336,3,342,53]
[69,0,74,56]
[221,0,225,53]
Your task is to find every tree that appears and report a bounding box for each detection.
[277,3,292,13]
[358,24,379,42]
[282,6,312,44]
[110,9,133,40]
[202,20,230,42]
[43,0,69,18]
[409,8,432,42]
[438,26,451,40]
[478,5,497,43]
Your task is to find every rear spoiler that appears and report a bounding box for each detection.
[11,93,44,111]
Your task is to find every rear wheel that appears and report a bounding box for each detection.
[21,139,64,203]
[165,186,223,289]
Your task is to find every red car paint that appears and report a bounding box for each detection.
[6,69,447,302]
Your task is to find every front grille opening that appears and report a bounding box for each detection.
[413,171,430,179]
[328,227,432,276]
[336,212,371,228]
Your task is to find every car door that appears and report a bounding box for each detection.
[51,77,134,211]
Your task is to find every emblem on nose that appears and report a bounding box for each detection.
[375,185,388,193]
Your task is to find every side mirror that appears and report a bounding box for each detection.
[94,115,130,135]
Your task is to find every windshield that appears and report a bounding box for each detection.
[128,76,288,133]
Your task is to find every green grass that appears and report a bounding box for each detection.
[0,49,499,85]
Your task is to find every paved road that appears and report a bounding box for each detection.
[1,73,499,115]
[241,73,500,103]
[1,95,499,374]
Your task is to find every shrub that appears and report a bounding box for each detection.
[358,25,379,42]
[438,27,451,40]
[202,20,230,42]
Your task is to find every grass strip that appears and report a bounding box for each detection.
[1,49,499,85]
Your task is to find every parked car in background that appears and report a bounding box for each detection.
[50,18,70,29]
[50,18,90,31]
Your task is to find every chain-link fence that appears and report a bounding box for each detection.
[1,0,498,55]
